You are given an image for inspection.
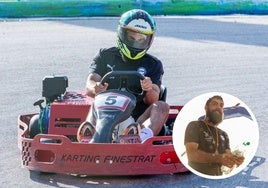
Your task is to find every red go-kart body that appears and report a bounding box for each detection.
[18,90,188,175]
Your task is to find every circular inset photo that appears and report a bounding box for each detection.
[172,92,259,179]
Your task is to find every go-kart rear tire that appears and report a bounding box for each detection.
[29,114,40,138]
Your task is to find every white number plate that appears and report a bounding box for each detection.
[94,92,131,111]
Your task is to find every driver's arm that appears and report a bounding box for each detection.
[141,77,160,105]
[185,142,238,168]
[85,73,108,98]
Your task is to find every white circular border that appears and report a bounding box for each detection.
[172,92,259,179]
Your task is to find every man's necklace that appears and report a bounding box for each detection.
[204,121,219,154]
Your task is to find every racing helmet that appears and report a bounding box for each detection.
[117,9,156,60]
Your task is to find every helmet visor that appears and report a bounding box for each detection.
[120,28,153,50]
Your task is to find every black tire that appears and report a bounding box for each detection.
[29,114,40,138]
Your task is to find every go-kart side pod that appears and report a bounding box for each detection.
[18,114,188,175]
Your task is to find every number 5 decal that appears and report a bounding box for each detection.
[95,93,131,111]
[105,96,117,105]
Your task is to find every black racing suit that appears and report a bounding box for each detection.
[184,121,230,176]
[88,47,164,120]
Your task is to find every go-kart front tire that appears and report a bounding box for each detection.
[29,114,40,138]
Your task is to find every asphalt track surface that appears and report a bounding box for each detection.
[1,15,268,187]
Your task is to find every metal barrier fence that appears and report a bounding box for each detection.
[1,0,268,18]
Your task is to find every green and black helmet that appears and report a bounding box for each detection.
[117,9,156,60]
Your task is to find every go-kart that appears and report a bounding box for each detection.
[18,71,188,175]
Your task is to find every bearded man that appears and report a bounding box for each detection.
[184,95,244,176]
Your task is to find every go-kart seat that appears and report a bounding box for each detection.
[159,85,167,102]
[157,85,169,137]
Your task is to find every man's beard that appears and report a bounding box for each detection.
[206,109,223,125]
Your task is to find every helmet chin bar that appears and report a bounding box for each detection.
[129,46,145,58]
[117,37,147,60]
[124,46,147,60]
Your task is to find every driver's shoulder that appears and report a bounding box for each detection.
[187,121,205,129]
[99,47,120,55]
[144,53,162,64]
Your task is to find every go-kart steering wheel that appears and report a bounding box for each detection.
[100,71,145,96]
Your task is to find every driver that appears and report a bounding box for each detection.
[77,9,169,143]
